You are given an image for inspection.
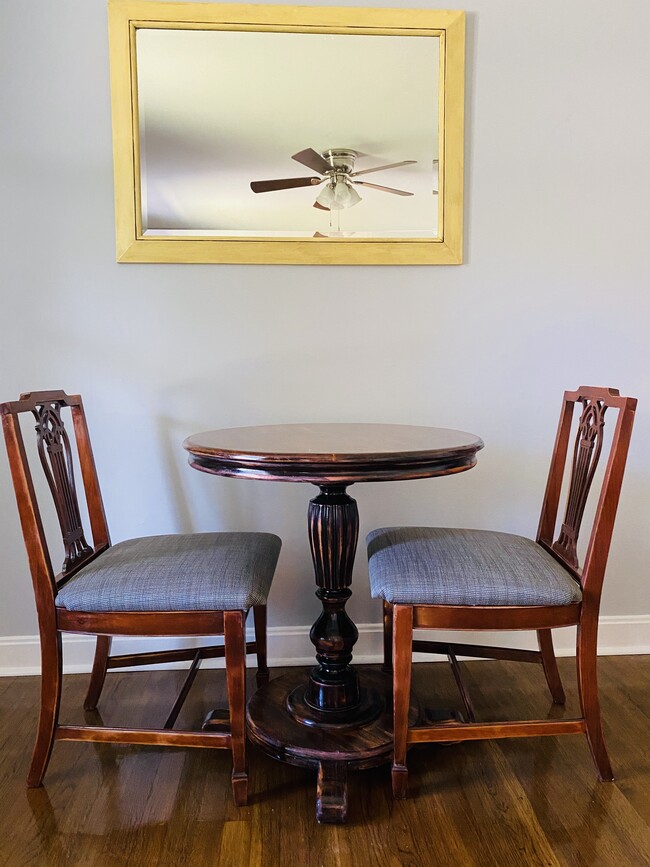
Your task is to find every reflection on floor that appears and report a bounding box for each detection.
[1,657,649,866]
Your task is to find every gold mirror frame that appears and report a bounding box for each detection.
[108,1,465,264]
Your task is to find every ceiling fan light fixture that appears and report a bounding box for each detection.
[316,178,362,210]
[333,179,362,209]
[315,183,338,210]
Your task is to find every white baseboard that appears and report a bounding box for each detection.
[1,615,649,677]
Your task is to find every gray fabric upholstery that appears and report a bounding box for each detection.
[366,527,582,606]
[56,533,282,612]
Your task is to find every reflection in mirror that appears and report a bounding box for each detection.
[136,29,440,239]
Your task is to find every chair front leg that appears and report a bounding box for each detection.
[28,629,63,787]
[252,605,269,687]
[84,635,113,711]
[392,604,414,799]
[224,610,248,806]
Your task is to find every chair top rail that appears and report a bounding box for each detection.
[1,390,83,415]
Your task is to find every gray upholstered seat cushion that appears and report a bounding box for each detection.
[366,527,582,606]
[56,533,281,612]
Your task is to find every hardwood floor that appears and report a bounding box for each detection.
[1,657,649,866]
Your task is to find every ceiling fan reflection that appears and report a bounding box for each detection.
[250,148,424,211]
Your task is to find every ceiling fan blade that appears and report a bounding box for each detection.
[250,177,321,193]
[292,148,332,174]
[353,181,414,196]
[313,201,330,211]
[351,160,416,177]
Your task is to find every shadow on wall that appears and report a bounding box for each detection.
[156,411,290,535]
[156,408,318,626]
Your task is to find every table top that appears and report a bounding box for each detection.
[184,423,484,484]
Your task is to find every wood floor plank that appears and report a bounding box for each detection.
[218,821,252,867]
[461,656,650,867]
[412,739,562,867]
[597,656,650,825]
[0,659,648,866]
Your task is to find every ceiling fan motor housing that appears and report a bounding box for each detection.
[321,149,359,175]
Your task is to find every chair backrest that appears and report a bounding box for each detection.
[536,386,636,602]
[1,391,110,619]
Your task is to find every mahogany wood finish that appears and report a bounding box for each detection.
[162,650,203,729]
[316,762,348,824]
[252,603,269,687]
[538,627,566,704]
[1,391,271,804]
[246,666,419,823]
[84,634,112,711]
[382,598,393,673]
[306,485,360,715]
[184,422,483,822]
[54,726,232,748]
[184,422,482,484]
[386,387,637,798]
[447,649,476,722]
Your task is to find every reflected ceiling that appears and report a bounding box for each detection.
[136,29,440,237]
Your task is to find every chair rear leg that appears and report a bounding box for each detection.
[28,630,63,788]
[224,610,248,806]
[537,629,566,705]
[382,600,393,674]
[84,635,113,711]
[392,604,413,799]
[253,605,269,688]
[577,619,613,781]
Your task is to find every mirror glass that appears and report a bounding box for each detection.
[136,29,440,239]
[108,3,464,264]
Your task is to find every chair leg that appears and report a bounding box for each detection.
[382,600,393,674]
[224,610,248,806]
[28,630,63,788]
[253,605,269,687]
[537,629,566,705]
[576,618,613,781]
[84,635,113,711]
[392,605,413,799]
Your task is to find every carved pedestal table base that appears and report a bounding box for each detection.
[183,423,483,823]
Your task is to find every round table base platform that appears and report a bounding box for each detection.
[246,666,418,823]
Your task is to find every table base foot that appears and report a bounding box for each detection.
[316,761,348,823]
[247,666,419,823]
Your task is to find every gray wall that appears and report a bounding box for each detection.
[1,0,649,639]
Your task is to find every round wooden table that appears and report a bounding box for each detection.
[183,423,484,822]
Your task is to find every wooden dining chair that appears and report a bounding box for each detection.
[1,390,282,805]
[366,387,636,798]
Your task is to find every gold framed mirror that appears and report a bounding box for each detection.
[108,1,465,264]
